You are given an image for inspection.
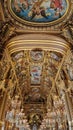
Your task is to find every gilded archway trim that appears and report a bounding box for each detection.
[6,35,70,55]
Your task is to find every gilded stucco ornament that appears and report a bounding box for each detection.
[60,13,73,46]
[0,20,16,59]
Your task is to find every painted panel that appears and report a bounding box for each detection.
[10,0,68,23]
[30,65,42,84]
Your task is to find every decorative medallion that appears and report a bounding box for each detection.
[7,0,69,26]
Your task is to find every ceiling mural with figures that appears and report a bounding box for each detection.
[8,0,69,25]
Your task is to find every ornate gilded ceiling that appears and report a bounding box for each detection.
[1,34,70,127]
[0,0,73,129]
[0,46,73,127]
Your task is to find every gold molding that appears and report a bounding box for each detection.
[6,38,70,55]
[0,2,5,21]
[5,49,23,102]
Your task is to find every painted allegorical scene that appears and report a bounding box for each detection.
[30,65,42,85]
[11,0,68,23]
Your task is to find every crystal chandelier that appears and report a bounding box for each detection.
[5,95,30,130]
[39,98,67,130]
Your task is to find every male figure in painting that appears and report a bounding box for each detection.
[14,0,29,11]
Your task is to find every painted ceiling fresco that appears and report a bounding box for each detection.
[11,0,68,23]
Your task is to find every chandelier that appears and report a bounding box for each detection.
[39,98,67,130]
[5,95,30,130]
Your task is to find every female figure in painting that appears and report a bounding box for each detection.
[50,0,62,9]
[50,0,63,17]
